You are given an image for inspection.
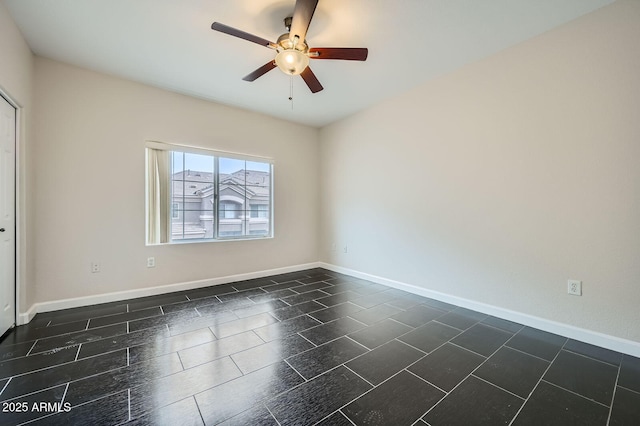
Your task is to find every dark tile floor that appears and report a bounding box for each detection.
[1,268,639,425]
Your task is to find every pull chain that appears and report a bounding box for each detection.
[289,76,294,110]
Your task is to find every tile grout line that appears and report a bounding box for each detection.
[478,321,525,335]
[393,338,429,356]
[616,384,640,395]
[404,368,449,394]
[343,364,375,388]
[18,390,117,426]
[127,388,131,421]
[447,341,494,359]
[85,319,90,330]
[421,329,524,421]
[74,344,82,361]
[0,377,12,396]
[292,330,350,351]
[264,403,282,426]
[175,352,189,372]
[471,374,526,401]
[507,339,568,426]
[312,406,355,426]
[192,395,206,425]
[2,383,69,405]
[1,347,131,391]
[227,354,244,376]
[560,347,622,367]
[338,409,357,426]
[406,372,449,422]
[283,358,308,383]
[15,384,74,424]
[503,343,555,364]
[126,347,130,367]
[538,378,611,409]
[344,315,368,327]
[28,322,136,357]
[60,382,70,405]
[296,332,318,348]
[314,360,436,425]
[430,319,467,332]
[25,340,38,356]
[388,320,463,353]
[386,316,415,327]
[4,351,154,408]
[344,335,371,352]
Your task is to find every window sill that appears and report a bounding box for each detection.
[146,235,274,246]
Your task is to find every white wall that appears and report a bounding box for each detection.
[320,1,640,343]
[32,58,319,304]
[0,2,35,313]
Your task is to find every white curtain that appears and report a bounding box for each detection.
[147,148,170,244]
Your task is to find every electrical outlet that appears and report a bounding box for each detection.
[343,245,348,253]
[147,257,156,268]
[568,280,582,296]
[91,262,100,273]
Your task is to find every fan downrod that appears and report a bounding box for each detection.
[284,16,293,32]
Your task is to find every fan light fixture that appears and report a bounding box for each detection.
[275,49,309,75]
[210,0,369,94]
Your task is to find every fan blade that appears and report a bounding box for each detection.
[300,67,323,93]
[289,0,319,43]
[242,61,277,82]
[309,47,368,61]
[211,22,276,49]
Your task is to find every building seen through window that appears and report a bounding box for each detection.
[146,144,272,244]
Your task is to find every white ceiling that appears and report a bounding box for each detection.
[4,0,614,127]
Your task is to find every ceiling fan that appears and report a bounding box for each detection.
[211,0,368,93]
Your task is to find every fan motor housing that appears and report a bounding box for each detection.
[277,33,308,53]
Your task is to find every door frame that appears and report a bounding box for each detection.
[0,85,22,328]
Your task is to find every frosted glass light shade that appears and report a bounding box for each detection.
[275,49,309,76]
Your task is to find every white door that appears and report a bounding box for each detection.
[0,94,16,336]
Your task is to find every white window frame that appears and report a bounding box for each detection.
[145,141,274,245]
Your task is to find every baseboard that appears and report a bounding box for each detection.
[19,260,640,357]
[18,304,38,325]
[18,262,321,325]
[319,262,640,358]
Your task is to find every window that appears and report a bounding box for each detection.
[146,142,273,244]
[219,202,240,219]
[250,204,268,218]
